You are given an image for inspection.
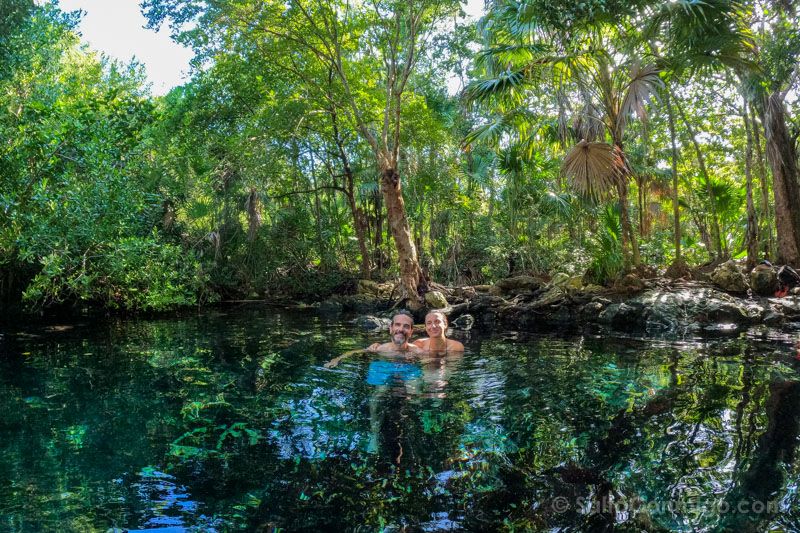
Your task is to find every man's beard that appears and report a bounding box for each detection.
[392,332,408,345]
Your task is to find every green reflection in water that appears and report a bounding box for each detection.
[0,309,799,531]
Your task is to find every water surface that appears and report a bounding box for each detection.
[1,308,799,531]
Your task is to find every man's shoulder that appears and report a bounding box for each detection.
[375,342,404,352]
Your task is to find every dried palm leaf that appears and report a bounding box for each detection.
[562,140,622,202]
[617,63,664,136]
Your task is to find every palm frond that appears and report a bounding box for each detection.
[647,0,755,74]
[476,43,553,68]
[537,190,574,219]
[358,181,380,200]
[617,63,663,136]
[498,144,525,175]
[562,140,622,202]
[573,101,606,142]
[463,69,527,103]
[463,118,509,148]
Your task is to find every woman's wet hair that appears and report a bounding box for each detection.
[425,310,448,325]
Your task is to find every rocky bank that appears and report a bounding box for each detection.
[318,261,800,338]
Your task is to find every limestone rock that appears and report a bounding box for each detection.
[597,302,646,329]
[354,315,390,331]
[769,297,800,319]
[496,275,542,294]
[357,279,381,295]
[583,284,605,294]
[750,264,778,296]
[763,310,784,326]
[710,260,748,293]
[425,290,448,309]
[581,300,606,321]
[357,279,395,298]
[615,273,645,293]
[564,275,584,291]
[452,286,477,300]
[451,314,475,330]
[632,285,750,334]
[665,259,691,280]
[531,286,565,308]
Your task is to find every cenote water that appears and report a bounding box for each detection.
[2,307,800,532]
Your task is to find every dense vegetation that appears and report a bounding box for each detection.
[2,0,800,312]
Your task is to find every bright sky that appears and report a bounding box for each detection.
[58,0,193,95]
[58,0,484,96]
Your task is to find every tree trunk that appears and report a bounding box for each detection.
[380,164,426,307]
[752,105,774,260]
[676,100,723,259]
[763,92,800,266]
[742,97,759,270]
[665,91,681,263]
[613,143,640,268]
[690,206,713,254]
[330,107,371,278]
[637,176,645,236]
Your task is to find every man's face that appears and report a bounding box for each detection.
[389,314,414,345]
[425,312,446,339]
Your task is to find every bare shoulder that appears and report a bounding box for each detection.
[374,342,397,352]
[413,338,430,349]
[447,339,465,351]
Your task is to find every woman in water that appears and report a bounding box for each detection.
[413,311,464,352]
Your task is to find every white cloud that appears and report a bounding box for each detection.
[58,0,193,95]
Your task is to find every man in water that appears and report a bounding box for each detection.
[366,310,422,353]
[413,310,464,352]
[324,310,420,368]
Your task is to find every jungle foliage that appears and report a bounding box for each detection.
[2,0,800,311]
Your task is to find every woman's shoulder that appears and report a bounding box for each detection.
[447,339,465,351]
[413,338,431,348]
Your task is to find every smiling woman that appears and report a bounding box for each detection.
[414,311,465,352]
[57,0,192,94]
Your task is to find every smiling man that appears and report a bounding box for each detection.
[366,310,421,353]
[324,310,420,368]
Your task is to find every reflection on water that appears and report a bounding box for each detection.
[1,308,800,531]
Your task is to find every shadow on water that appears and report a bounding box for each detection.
[1,307,800,531]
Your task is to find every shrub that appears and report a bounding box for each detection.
[23,234,205,312]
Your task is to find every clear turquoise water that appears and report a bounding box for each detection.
[1,308,799,531]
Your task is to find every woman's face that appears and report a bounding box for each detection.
[425,312,447,338]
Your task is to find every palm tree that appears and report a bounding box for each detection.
[466,6,662,269]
